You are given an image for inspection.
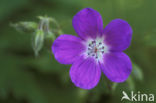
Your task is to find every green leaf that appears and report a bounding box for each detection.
[132,63,143,81]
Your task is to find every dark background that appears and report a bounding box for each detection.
[0,0,156,103]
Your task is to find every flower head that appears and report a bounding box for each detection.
[52,8,132,89]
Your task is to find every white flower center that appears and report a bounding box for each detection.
[84,37,109,62]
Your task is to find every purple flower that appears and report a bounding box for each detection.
[52,8,132,89]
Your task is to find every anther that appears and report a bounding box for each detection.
[99,42,102,45]
[92,41,96,44]
[88,48,91,50]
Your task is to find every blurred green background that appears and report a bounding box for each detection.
[0,0,156,103]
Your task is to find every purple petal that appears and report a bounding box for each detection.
[103,19,132,51]
[100,52,132,82]
[52,34,85,64]
[72,8,103,40]
[70,56,101,89]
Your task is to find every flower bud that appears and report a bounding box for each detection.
[11,22,38,33]
[32,29,44,56]
[45,31,55,41]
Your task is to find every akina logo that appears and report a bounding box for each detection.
[121,91,155,102]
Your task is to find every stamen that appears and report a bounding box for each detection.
[86,39,106,60]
